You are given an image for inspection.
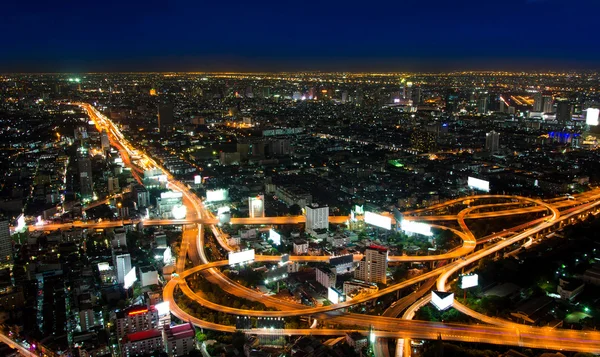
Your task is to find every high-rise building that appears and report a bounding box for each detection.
[114,253,132,285]
[485,130,500,153]
[164,322,196,357]
[0,220,13,266]
[410,130,437,153]
[477,94,489,114]
[77,148,93,199]
[354,246,388,284]
[108,177,120,195]
[542,94,554,113]
[116,305,160,338]
[533,92,543,112]
[79,305,95,332]
[411,87,422,105]
[158,103,174,133]
[248,195,265,218]
[556,100,571,125]
[305,204,329,234]
[100,130,110,152]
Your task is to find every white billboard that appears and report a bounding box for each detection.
[155,301,170,316]
[431,291,454,311]
[328,287,344,304]
[228,249,255,265]
[163,247,173,264]
[206,189,228,202]
[97,262,110,272]
[124,267,137,289]
[401,220,433,236]
[468,177,490,192]
[269,229,281,246]
[161,191,183,200]
[194,175,202,184]
[171,205,187,219]
[364,211,392,230]
[460,274,479,289]
[586,108,599,126]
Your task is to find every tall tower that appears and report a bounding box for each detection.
[556,100,571,125]
[485,131,500,153]
[542,93,554,113]
[533,92,543,112]
[354,246,388,284]
[78,148,93,199]
[158,103,174,133]
[477,93,489,114]
[0,220,13,267]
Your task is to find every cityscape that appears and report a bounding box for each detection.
[4,1,600,357]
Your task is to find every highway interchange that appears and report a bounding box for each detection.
[39,103,600,356]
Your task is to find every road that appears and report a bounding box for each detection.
[77,102,600,354]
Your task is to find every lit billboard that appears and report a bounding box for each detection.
[163,247,173,264]
[194,175,202,184]
[460,274,479,289]
[400,220,433,236]
[586,108,599,126]
[328,287,345,304]
[468,177,490,192]
[206,189,228,202]
[364,211,392,230]
[155,301,170,316]
[228,249,255,265]
[97,262,110,272]
[124,267,137,289]
[269,229,281,246]
[354,205,364,215]
[171,205,187,219]
[431,291,454,311]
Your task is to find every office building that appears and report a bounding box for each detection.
[116,305,160,338]
[354,246,388,284]
[120,329,163,357]
[248,195,265,218]
[410,130,437,153]
[78,148,93,199]
[101,130,110,151]
[135,186,150,208]
[163,322,196,357]
[485,130,500,153]
[108,177,120,195]
[114,253,132,285]
[156,191,183,218]
[316,266,336,289]
[477,93,488,114]
[305,204,329,234]
[79,305,95,332]
[158,103,174,133]
[556,100,571,125]
[0,220,12,266]
[533,92,543,112]
[542,93,554,113]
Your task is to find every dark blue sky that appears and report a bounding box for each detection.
[2,0,600,72]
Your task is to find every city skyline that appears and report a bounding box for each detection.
[3,0,600,72]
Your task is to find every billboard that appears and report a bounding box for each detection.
[161,191,183,200]
[400,220,433,236]
[460,274,479,289]
[163,247,173,264]
[328,287,344,304]
[97,262,110,272]
[206,189,228,202]
[354,205,364,215]
[586,108,599,126]
[124,267,137,289]
[194,175,202,184]
[171,205,187,219]
[364,211,392,230]
[249,195,265,218]
[228,249,255,265]
[468,177,490,192]
[269,229,281,246]
[155,301,170,316]
[431,291,454,311]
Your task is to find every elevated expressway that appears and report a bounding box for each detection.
[74,103,600,355]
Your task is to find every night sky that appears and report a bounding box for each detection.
[2,0,600,72]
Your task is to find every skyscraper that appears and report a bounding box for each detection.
[556,100,571,125]
[114,253,132,285]
[78,148,93,199]
[533,92,543,112]
[542,94,554,113]
[477,93,488,114]
[305,204,329,234]
[0,220,13,267]
[158,103,174,133]
[354,246,388,284]
[485,130,500,153]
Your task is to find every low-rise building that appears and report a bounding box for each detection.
[293,240,309,255]
[557,278,584,300]
[121,329,163,357]
[163,322,196,356]
[315,266,336,289]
